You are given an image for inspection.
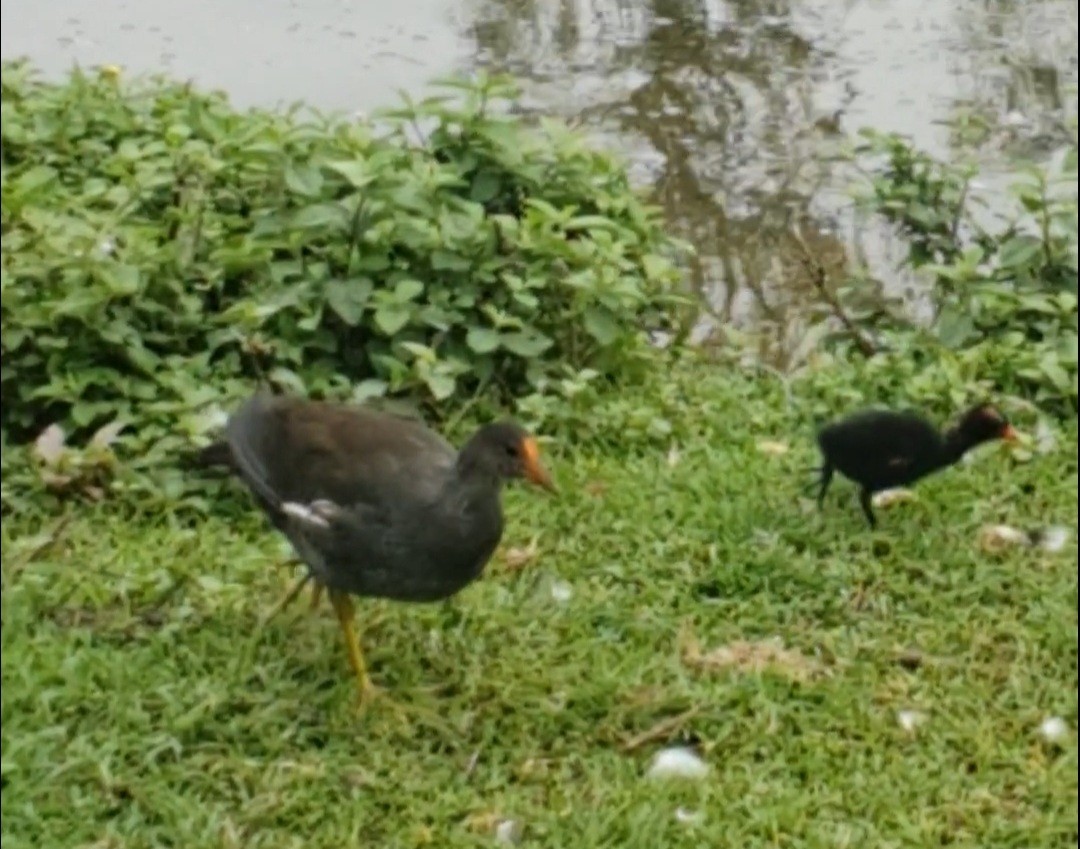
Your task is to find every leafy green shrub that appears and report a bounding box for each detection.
[0,62,690,458]
[836,129,1078,415]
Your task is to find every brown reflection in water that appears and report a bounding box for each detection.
[466,0,1076,364]
[468,0,870,361]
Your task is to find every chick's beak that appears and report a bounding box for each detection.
[1001,424,1019,443]
[521,436,557,493]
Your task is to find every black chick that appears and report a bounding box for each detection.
[815,403,1018,528]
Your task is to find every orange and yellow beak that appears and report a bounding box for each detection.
[1001,424,1019,443]
[520,436,557,493]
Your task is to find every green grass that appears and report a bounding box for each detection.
[2,379,1077,848]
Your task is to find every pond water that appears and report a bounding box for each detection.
[2,0,1076,361]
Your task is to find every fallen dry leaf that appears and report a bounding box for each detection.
[977,524,1030,553]
[620,707,701,753]
[582,479,608,498]
[756,440,790,456]
[463,811,502,834]
[666,446,682,467]
[34,424,67,467]
[977,523,1073,554]
[681,629,823,682]
[39,470,75,491]
[513,758,553,780]
[502,537,539,570]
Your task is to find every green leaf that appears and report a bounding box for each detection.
[292,203,348,230]
[100,264,141,297]
[326,160,373,188]
[470,170,502,204]
[324,278,373,326]
[374,304,411,336]
[399,341,435,361]
[284,163,324,197]
[996,235,1043,272]
[269,367,307,394]
[431,250,470,272]
[566,215,618,233]
[582,307,620,345]
[424,372,457,400]
[642,253,672,281]
[1018,192,1043,213]
[466,327,500,354]
[501,331,553,357]
[394,279,425,302]
[352,379,388,402]
[13,165,57,193]
[1040,357,1070,391]
[935,306,975,348]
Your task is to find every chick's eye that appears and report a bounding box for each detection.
[505,443,518,457]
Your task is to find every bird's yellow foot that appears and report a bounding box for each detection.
[354,676,383,712]
[328,590,450,730]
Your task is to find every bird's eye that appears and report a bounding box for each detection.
[505,443,518,457]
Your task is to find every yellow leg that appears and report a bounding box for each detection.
[260,572,313,626]
[329,590,376,707]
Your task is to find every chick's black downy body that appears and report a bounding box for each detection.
[814,404,1017,528]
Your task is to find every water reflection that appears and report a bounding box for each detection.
[467,0,1077,360]
[1,0,1075,360]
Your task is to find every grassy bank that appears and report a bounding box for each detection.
[3,372,1076,848]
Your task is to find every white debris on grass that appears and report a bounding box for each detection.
[977,524,1073,553]
[1034,419,1058,454]
[1039,716,1069,744]
[871,488,916,508]
[647,747,710,780]
[1034,526,1072,553]
[897,709,926,734]
[549,579,573,604]
[494,819,523,845]
[675,807,704,825]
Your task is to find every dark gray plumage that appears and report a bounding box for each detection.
[197,392,555,702]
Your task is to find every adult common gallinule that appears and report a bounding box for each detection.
[814,403,1018,528]
[198,392,555,704]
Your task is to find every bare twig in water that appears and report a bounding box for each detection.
[790,227,877,358]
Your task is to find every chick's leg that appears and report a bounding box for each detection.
[329,590,376,707]
[859,487,878,529]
